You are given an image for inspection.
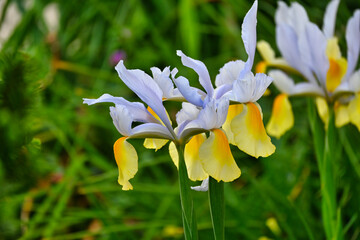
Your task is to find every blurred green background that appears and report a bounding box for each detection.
[0,0,359,239]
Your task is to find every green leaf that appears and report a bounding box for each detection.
[209,177,224,240]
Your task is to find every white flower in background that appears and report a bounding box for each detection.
[257,0,360,137]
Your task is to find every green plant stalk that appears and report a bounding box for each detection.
[308,99,343,240]
[176,143,198,240]
[209,177,225,240]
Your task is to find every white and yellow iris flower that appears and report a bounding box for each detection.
[172,0,275,160]
[256,0,360,137]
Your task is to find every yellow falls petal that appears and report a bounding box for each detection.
[113,137,138,190]
[199,129,241,182]
[231,102,275,158]
[266,94,294,139]
[257,40,275,62]
[143,138,169,151]
[334,101,350,128]
[168,142,178,168]
[348,93,360,131]
[315,97,329,129]
[168,135,208,181]
[325,38,348,92]
[222,104,244,145]
[184,134,208,181]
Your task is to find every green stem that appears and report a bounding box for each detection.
[209,177,225,240]
[308,99,343,240]
[176,143,198,240]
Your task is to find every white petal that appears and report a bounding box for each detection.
[110,105,132,136]
[269,70,295,94]
[191,178,209,192]
[130,123,174,140]
[239,0,258,77]
[292,82,324,97]
[298,22,329,86]
[276,24,317,84]
[176,50,214,97]
[215,60,245,87]
[115,61,173,133]
[275,1,309,35]
[151,66,174,98]
[348,70,360,92]
[173,75,205,107]
[344,10,360,82]
[322,0,340,39]
[176,102,200,126]
[231,72,272,103]
[83,93,156,123]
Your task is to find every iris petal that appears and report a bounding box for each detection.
[231,102,275,158]
[266,94,294,139]
[113,137,138,190]
[348,93,360,131]
[199,129,241,182]
[143,138,169,151]
[222,104,244,145]
[184,134,208,181]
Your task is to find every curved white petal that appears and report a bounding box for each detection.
[269,70,295,94]
[344,10,360,82]
[151,66,173,98]
[298,22,329,86]
[176,50,214,97]
[276,24,316,84]
[215,60,245,87]
[173,75,204,107]
[322,0,340,39]
[115,61,173,132]
[191,177,209,192]
[348,70,360,92]
[239,0,258,78]
[130,123,174,140]
[110,105,133,136]
[270,70,324,96]
[84,93,156,123]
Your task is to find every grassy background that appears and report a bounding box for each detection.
[0,0,359,239]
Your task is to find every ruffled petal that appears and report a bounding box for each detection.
[113,137,138,190]
[231,102,275,158]
[215,60,245,87]
[322,0,340,39]
[266,94,294,138]
[348,93,360,131]
[315,97,329,129]
[222,104,244,145]
[198,129,241,182]
[143,138,169,151]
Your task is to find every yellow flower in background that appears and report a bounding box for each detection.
[256,0,360,137]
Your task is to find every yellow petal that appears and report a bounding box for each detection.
[334,101,350,127]
[143,138,168,151]
[169,142,178,168]
[168,135,208,181]
[348,93,360,131]
[222,104,244,145]
[199,129,241,182]
[266,94,294,139]
[315,97,329,129]
[231,102,275,158]
[325,38,348,92]
[256,61,267,74]
[184,134,208,181]
[113,137,138,190]
[257,40,276,62]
